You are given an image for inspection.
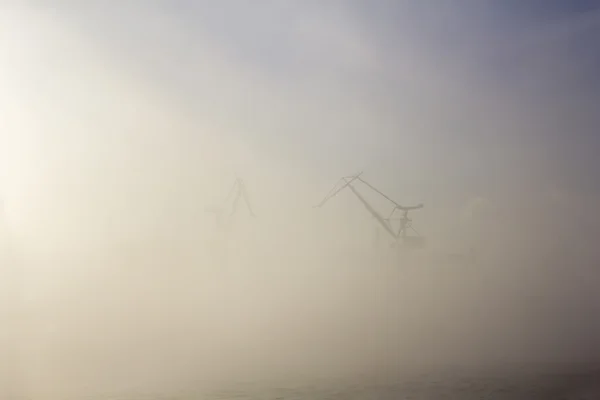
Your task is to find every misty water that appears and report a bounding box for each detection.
[5,241,600,399]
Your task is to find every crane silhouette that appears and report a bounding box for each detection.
[314,172,423,247]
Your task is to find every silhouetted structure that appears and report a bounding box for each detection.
[206,176,255,231]
[314,172,424,248]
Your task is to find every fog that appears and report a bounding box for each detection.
[2,3,600,399]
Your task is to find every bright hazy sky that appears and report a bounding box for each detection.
[1,2,600,251]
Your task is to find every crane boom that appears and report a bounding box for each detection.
[314,172,363,208]
[358,177,423,211]
[314,172,424,246]
[347,182,397,239]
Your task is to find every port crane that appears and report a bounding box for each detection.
[204,177,255,267]
[314,172,424,248]
[205,176,255,231]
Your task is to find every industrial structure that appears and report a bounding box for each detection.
[205,176,255,231]
[314,172,424,249]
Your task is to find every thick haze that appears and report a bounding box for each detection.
[2,2,600,398]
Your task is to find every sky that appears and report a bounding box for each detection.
[1,2,600,250]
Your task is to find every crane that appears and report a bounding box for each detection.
[314,172,424,247]
[205,176,255,231]
[204,176,256,267]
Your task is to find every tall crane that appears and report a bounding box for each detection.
[205,176,255,230]
[204,177,256,267]
[314,172,424,247]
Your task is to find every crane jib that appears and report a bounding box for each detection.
[347,183,397,239]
